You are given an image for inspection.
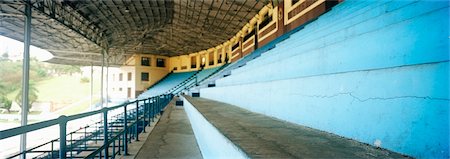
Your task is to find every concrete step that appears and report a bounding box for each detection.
[183,96,408,158]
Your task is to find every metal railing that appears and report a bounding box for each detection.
[165,70,200,94]
[185,63,231,91]
[0,94,174,159]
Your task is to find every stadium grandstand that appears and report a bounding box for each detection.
[0,0,448,158]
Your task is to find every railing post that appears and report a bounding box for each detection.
[142,100,146,133]
[151,98,155,121]
[160,96,163,113]
[103,108,109,159]
[135,101,139,141]
[155,97,159,115]
[123,104,128,155]
[147,98,152,126]
[58,116,68,159]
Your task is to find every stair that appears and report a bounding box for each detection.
[183,96,408,158]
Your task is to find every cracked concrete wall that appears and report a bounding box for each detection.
[200,1,449,158]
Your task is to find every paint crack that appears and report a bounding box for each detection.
[294,92,449,102]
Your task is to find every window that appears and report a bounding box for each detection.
[259,13,273,30]
[225,52,229,62]
[191,56,197,68]
[141,72,149,81]
[201,56,206,67]
[232,43,239,51]
[119,73,123,81]
[218,54,222,64]
[181,66,187,70]
[127,72,132,81]
[173,67,178,71]
[141,57,150,66]
[112,74,115,81]
[209,52,214,65]
[119,88,123,91]
[156,58,165,67]
[127,88,131,98]
[243,29,255,42]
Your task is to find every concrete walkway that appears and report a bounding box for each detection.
[184,96,409,158]
[135,98,202,159]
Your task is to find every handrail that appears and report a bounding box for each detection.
[164,70,200,94]
[186,63,230,90]
[0,93,174,159]
[168,76,197,94]
[0,118,60,140]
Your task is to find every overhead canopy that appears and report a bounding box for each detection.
[0,0,267,66]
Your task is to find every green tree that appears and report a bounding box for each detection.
[0,82,12,113]
[0,96,12,113]
[15,82,39,112]
[0,82,6,95]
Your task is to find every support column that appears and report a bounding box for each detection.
[105,55,109,108]
[100,50,105,108]
[20,1,31,158]
[90,63,93,110]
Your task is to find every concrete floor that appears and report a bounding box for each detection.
[135,99,202,159]
[184,96,410,159]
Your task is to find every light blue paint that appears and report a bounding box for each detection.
[222,1,449,87]
[201,1,449,158]
[139,71,196,98]
[183,97,248,159]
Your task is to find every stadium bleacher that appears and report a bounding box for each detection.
[200,1,449,158]
[138,71,196,99]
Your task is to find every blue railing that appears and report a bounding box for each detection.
[0,94,174,159]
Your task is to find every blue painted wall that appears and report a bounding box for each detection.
[183,97,249,159]
[201,1,449,158]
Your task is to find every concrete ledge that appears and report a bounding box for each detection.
[183,96,248,159]
[184,96,409,158]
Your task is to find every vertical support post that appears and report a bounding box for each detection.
[143,100,146,133]
[90,63,93,110]
[84,127,87,149]
[103,108,109,159]
[147,98,151,126]
[100,50,105,107]
[118,132,121,155]
[105,54,109,108]
[20,1,32,158]
[135,101,139,141]
[123,104,128,155]
[59,116,68,159]
[50,141,54,158]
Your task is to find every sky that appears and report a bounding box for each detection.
[0,35,54,61]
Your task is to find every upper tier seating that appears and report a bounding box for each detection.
[217,0,445,86]
[138,71,196,98]
[198,12,311,87]
[171,66,224,93]
[196,67,222,83]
